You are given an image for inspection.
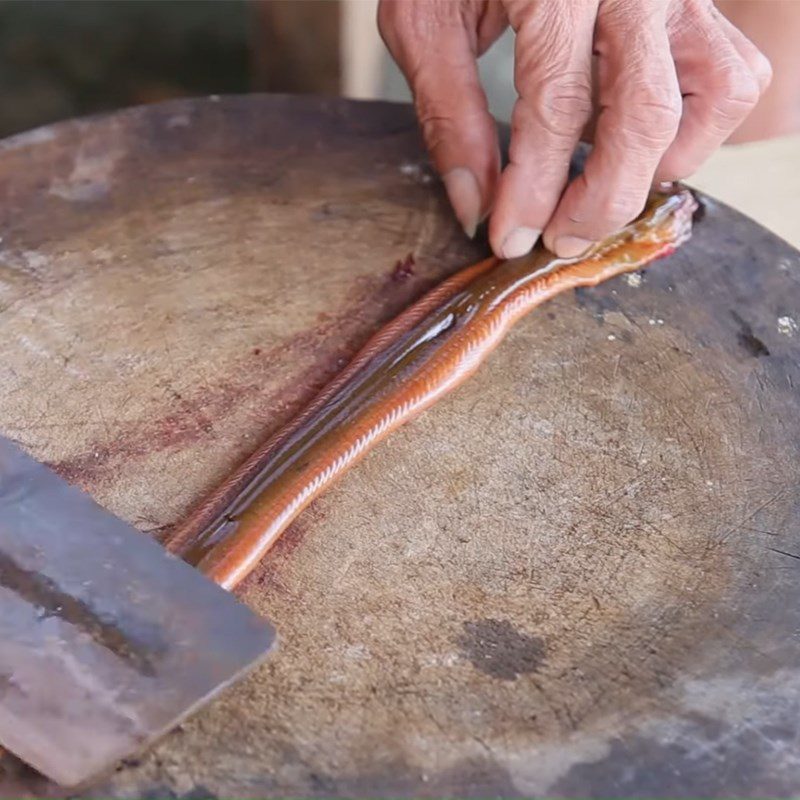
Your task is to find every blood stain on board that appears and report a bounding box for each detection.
[49,263,444,492]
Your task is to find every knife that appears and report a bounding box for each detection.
[0,436,275,787]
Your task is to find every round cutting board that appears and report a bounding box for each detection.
[0,96,799,799]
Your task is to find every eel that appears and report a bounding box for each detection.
[166,188,698,590]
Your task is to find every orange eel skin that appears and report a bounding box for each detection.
[167,189,697,590]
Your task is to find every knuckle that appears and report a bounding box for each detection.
[599,191,647,229]
[413,74,486,127]
[539,74,594,129]
[620,86,682,150]
[512,7,594,141]
[421,127,450,163]
[413,89,441,127]
[378,0,459,52]
[616,64,683,150]
[512,72,593,141]
[752,52,773,91]
[413,89,455,154]
[416,99,490,158]
[419,117,448,154]
[713,59,761,116]
[377,0,407,45]
[416,104,454,154]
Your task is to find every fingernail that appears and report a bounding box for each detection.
[502,227,541,259]
[554,235,594,259]
[655,180,674,193]
[442,168,481,239]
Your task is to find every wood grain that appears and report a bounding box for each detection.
[0,96,798,799]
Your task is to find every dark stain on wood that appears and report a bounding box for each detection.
[731,310,771,357]
[573,285,621,322]
[457,618,546,681]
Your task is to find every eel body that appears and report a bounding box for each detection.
[167,189,697,590]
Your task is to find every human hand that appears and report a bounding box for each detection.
[378,0,771,259]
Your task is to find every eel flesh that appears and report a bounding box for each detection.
[166,188,698,590]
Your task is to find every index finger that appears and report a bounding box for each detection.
[543,0,682,258]
[488,0,597,259]
[378,0,501,238]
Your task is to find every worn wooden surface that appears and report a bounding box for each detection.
[0,95,799,798]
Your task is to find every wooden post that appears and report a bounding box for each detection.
[249,0,341,94]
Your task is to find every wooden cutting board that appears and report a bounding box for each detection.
[1,95,799,799]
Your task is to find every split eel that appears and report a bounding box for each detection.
[166,188,698,590]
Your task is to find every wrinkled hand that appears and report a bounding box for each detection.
[379,0,771,259]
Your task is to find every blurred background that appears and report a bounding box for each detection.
[0,0,513,139]
[0,0,796,246]
[1,0,796,143]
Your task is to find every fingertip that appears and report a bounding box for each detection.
[487,198,538,259]
[500,227,541,259]
[488,163,562,260]
[552,235,593,259]
[442,167,482,238]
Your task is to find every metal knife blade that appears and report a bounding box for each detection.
[0,437,275,787]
